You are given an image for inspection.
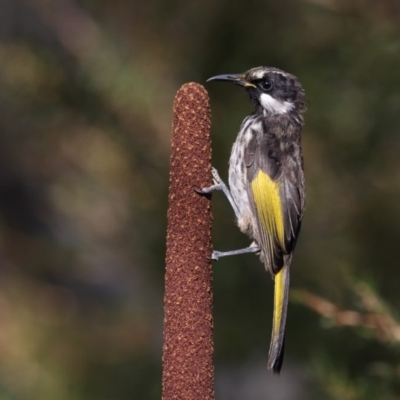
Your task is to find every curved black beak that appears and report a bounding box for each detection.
[207,73,242,83]
[207,74,255,87]
[207,73,255,88]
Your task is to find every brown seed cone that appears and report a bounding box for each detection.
[162,83,214,400]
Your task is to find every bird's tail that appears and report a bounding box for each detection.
[267,263,290,374]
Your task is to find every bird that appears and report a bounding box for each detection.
[200,66,306,374]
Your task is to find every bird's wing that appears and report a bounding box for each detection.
[244,132,303,274]
[245,130,304,374]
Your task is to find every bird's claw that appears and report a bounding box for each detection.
[195,187,209,195]
[210,167,222,186]
[195,167,223,194]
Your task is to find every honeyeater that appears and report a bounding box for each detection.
[200,66,306,374]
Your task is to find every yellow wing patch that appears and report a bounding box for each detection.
[251,170,285,248]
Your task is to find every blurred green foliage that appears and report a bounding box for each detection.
[1,0,400,399]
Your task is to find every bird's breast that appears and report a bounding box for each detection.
[228,116,260,237]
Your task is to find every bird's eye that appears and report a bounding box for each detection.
[260,79,273,91]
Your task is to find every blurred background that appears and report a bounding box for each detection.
[1,0,400,399]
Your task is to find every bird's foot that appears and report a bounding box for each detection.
[195,167,224,194]
[212,245,261,261]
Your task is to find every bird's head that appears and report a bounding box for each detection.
[207,66,306,116]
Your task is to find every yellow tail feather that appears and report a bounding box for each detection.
[268,264,290,374]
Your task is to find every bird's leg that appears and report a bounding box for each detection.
[196,167,240,220]
[212,244,261,260]
[197,167,260,261]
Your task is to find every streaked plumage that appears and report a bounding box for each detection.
[208,66,306,373]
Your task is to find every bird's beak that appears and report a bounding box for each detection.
[207,73,256,88]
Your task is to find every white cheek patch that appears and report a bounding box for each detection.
[260,93,294,115]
